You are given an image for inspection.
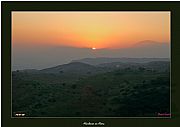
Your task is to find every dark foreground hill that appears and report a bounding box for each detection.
[12,60,170,117]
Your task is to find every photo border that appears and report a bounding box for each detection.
[2,1,180,127]
[10,10,172,119]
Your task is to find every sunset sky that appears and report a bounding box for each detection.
[12,11,170,70]
[12,11,170,49]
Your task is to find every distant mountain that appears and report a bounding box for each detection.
[94,40,170,58]
[72,57,170,65]
[40,62,103,75]
[133,40,167,47]
[132,40,170,57]
[13,40,170,70]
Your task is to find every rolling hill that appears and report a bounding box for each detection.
[40,62,99,74]
[12,58,170,117]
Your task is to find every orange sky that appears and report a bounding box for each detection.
[12,11,170,49]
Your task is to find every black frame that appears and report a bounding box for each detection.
[1,1,180,127]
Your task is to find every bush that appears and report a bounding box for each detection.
[72,84,77,89]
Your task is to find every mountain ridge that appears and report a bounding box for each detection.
[72,57,170,65]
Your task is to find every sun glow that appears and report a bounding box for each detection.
[12,12,170,49]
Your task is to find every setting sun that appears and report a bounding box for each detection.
[92,47,96,50]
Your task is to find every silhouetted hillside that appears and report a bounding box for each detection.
[12,59,170,117]
[40,62,99,74]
